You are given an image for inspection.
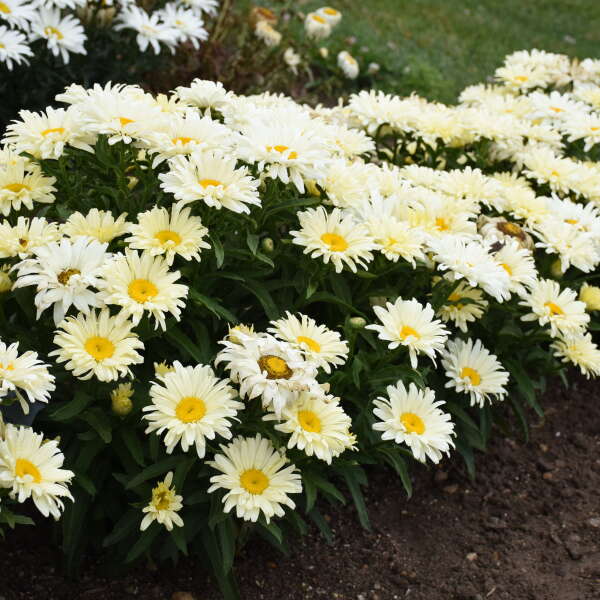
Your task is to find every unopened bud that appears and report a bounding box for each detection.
[579,282,600,311]
[349,316,366,329]
[111,383,133,417]
[261,237,274,253]
[550,259,564,279]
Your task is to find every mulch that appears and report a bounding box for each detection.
[3,373,599,600]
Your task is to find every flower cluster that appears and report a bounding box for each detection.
[1,48,600,591]
[0,0,218,69]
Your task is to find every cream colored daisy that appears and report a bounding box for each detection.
[0,216,61,259]
[12,236,110,325]
[551,332,600,378]
[0,424,73,519]
[520,279,589,337]
[0,159,56,216]
[492,240,538,296]
[110,382,134,417]
[264,391,355,464]
[50,309,144,381]
[366,297,449,369]
[125,204,210,265]
[268,312,349,373]
[442,338,509,407]
[290,206,378,273]
[367,216,426,266]
[62,209,130,244]
[143,362,243,457]
[0,341,55,414]
[215,332,321,416]
[154,361,176,377]
[372,381,455,464]
[140,471,183,532]
[208,434,302,523]
[304,12,331,40]
[435,279,488,333]
[99,250,188,330]
[159,150,261,214]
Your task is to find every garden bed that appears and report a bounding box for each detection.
[4,372,599,600]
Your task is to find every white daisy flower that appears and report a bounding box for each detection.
[316,6,342,26]
[366,297,449,369]
[264,391,355,464]
[442,338,509,407]
[159,150,261,213]
[208,434,302,523]
[304,12,331,40]
[0,216,61,259]
[290,206,378,273]
[268,311,348,373]
[0,25,32,70]
[520,279,589,338]
[0,158,56,216]
[114,6,179,55]
[435,279,488,333]
[62,209,130,244]
[174,79,234,113]
[12,237,110,325]
[29,9,86,64]
[215,332,321,417]
[0,0,36,29]
[0,424,73,519]
[372,381,455,464]
[99,250,188,330]
[140,471,183,532]
[158,3,208,49]
[142,362,243,457]
[0,341,55,414]
[551,332,600,378]
[50,309,144,382]
[338,51,359,79]
[492,240,538,296]
[366,216,426,266]
[125,204,210,265]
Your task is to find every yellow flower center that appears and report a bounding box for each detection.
[549,106,563,113]
[119,117,134,126]
[564,218,578,225]
[323,7,339,15]
[240,468,269,495]
[266,145,298,159]
[3,183,30,193]
[515,75,528,82]
[128,278,158,303]
[435,217,449,231]
[84,336,115,360]
[399,325,420,340]
[312,14,327,23]
[41,127,65,137]
[0,2,11,13]
[199,178,222,188]
[15,458,42,483]
[153,488,171,510]
[460,366,481,386]
[175,396,206,423]
[257,354,293,379]
[500,263,512,276]
[550,169,560,178]
[400,412,425,435]
[0,43,4,48]
[298,409,322,433]
[57,268,80,285]
[448,291,462,303]
[320,232,349,252]
[591,127,599,132]
[545,301,564,315]
[155,230,182,246]
[296,335,321,353]
[172,136,194,145]
[497,221,523,238]
[0,362,15,371]
[44,26,63,39]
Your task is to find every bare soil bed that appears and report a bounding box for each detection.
[3,374,599,600]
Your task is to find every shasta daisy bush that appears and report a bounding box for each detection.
[1,48,600,597]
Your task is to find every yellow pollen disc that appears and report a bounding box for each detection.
[550,170,560,177]
[497,221,523,237]
[44,26,63,39]
[119,117,134,126]
[298,409,322,433]
[564,218,578,225]
[84,336,115,360]
[591,127,600,132]
[18,238,28,247]
[172,136,194,144]
[155,230,182,245]
[435,217,449,231]
[0,2,10,13]
[448,291,462,303]
[240,468,269,495]
[500,263,512,276]
[399,325,420,340]
[267,144,298,159]
[3,183,30,193]
[545,301,564,315]
[41,127,65,137]
[320,232,349,252]
[154,489,171,510]
[323,7,338,15]
[199,178,222,188]
[175,396,206,423]
[15,458,42,483]
[258,354,293,379]
[128,278,158,303]
[0,362,14,370]
[460,366,481,386]
[57,268,80,285]
[297,335,321,353]
[549,106,563,113]
[0,43,4,48]
[312,14,326,23]
[400,412,425,435]
[515,75,528,82]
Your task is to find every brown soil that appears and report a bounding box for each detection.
[3,375,600,600]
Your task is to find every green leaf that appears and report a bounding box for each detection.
[505,359,544,417]
[49,389,92,421]
[241,279,280,320]
[307,508,333,543]
[126,522,161,562]
[171,525,188,556]
[211,234,225,268]
[125,457,181,490]
[166,326,205,362]
[190,290,238,323]
[378,447,412,498]
[103,509,139,547]
[340,469,371,530]
[79,407,113,443]
[246,231,259,255]
[216,518,236,574]
[119,428,145,467]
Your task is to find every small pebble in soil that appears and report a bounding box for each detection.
[587,517,600,528]
[443,484,459,494]
[466,553,478,561]
[171,593,196,600]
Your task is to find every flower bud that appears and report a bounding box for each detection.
[0,268,12,293]
[261,237,275,253]
[579,282,600,311]
[349,316,367,329]
[550,259,564,279]
[111,383,133,417]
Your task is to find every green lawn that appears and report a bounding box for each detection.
[301,0,600,102]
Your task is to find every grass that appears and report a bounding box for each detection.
[296,0,600,102]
